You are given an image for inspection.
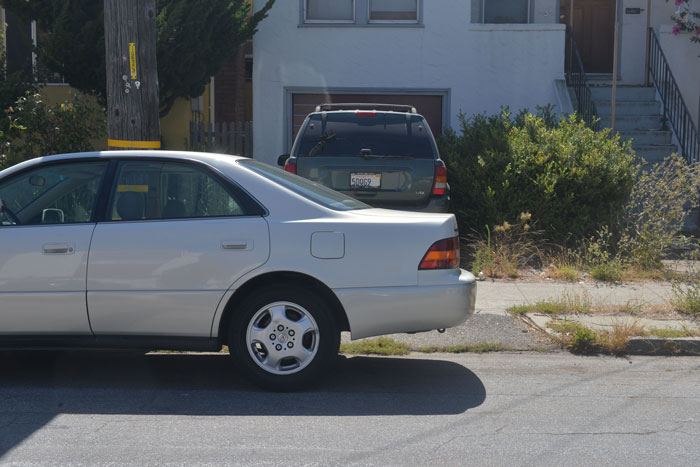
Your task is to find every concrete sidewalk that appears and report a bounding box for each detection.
[344,278,700,355]
[475,280,673,316]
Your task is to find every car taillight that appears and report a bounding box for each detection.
[418,236,460,270]
[432,163,447,196]
[356,111,376,117]
[284,159,297,175]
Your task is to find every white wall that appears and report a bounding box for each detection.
[619,0,677,85]
[252,0,565,164]
[657,25,700,127]
[617,0,699,126]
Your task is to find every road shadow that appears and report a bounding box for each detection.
[0,350,485,456]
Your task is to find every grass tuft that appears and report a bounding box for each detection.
[508,292,592,317]
[340,337,411,356]
[416,343,513,354]
[590,262,623,282]
[646,327,700,338]
[548,264,581,282]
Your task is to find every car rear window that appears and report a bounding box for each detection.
[295,113,436,159]
[238,160,370,211]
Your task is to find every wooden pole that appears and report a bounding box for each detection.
[104,0,160,150]
[611,1,619,134]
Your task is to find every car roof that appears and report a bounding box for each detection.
[0,150,247,178]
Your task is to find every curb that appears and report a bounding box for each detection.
[627,338,700,356]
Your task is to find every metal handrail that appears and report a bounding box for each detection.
[565,25,599,131]
[648,27,699,164]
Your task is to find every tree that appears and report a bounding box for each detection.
[0,0,276,116]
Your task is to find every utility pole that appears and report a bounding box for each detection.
[104,0,160,150]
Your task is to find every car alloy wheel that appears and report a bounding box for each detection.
[230,285,340,391]
[246,301,320,375]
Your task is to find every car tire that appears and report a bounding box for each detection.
[229,284,340,391]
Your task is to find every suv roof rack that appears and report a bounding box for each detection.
[314,103,417,114]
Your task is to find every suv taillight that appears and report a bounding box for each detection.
[418,237,460,270]
[284,159,297,175]
[432,162,447,196]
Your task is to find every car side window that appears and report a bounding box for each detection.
[0,161,108,227]
[107,161,245,221]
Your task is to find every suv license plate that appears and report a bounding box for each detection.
[350,173,381,189]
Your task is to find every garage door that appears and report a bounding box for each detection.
[291,93,444,143]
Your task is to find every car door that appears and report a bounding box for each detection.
[87,159,270,338]
[0,160,109,335]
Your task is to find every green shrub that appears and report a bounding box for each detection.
[590,262,623,282]
[3,92,105,167]
[440,110,637,242]
[568,327,599,354]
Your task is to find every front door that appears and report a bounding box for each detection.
[560,0,616,73]
[0,160,109,335]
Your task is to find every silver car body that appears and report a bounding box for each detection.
[0,151,475,343]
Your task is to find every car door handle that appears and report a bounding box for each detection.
[42,243,75,254]
[221,240,249,250]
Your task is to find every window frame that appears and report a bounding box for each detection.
[480,0,532,25]
[0,159,111,228]
[303,0,356,24]
[368,0,419,24]
[102,158,267,223]
[300,0,423,27]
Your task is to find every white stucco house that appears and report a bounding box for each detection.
[252,0,700,165]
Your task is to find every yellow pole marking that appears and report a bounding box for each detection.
[129,42,137,80]
[108,139,161,149]
[117,185,149,193]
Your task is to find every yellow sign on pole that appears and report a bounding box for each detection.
[129,42,137,80]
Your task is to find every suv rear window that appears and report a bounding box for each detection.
[295,113,436,159]
[238,160,370,211]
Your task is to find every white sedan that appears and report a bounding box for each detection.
[0,151,476,390]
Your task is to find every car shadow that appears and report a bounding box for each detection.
[0,350,486,456]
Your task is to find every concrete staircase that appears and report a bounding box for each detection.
[571,85,677,163]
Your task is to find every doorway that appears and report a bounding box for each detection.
[560,0,616,73]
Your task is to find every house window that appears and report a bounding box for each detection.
[369,0,418,22]
[305,0,355,22]
[472,0,531,24]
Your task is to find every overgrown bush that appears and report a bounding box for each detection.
[470,212,540,278]
[617,154,700,269]
[3,92,105,167]
[440,110,637,242]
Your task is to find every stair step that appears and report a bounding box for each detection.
[616,129,673,145]
[631,144,678,163]
[590,86,657,101]
[599,115,663,131]
[595,100,661,116]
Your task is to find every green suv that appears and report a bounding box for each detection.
[278,104,449,213]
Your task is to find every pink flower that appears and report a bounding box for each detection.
[673,23,682,34]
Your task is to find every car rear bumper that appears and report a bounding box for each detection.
[333,269,476,340]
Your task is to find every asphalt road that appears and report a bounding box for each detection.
[1,350,699,466]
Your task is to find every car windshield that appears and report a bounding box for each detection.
[295,113,436,158]
[238,160,370,211]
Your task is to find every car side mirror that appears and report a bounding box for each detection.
[278,154,290,167]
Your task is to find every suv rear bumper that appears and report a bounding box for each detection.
[366,194,450,213]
